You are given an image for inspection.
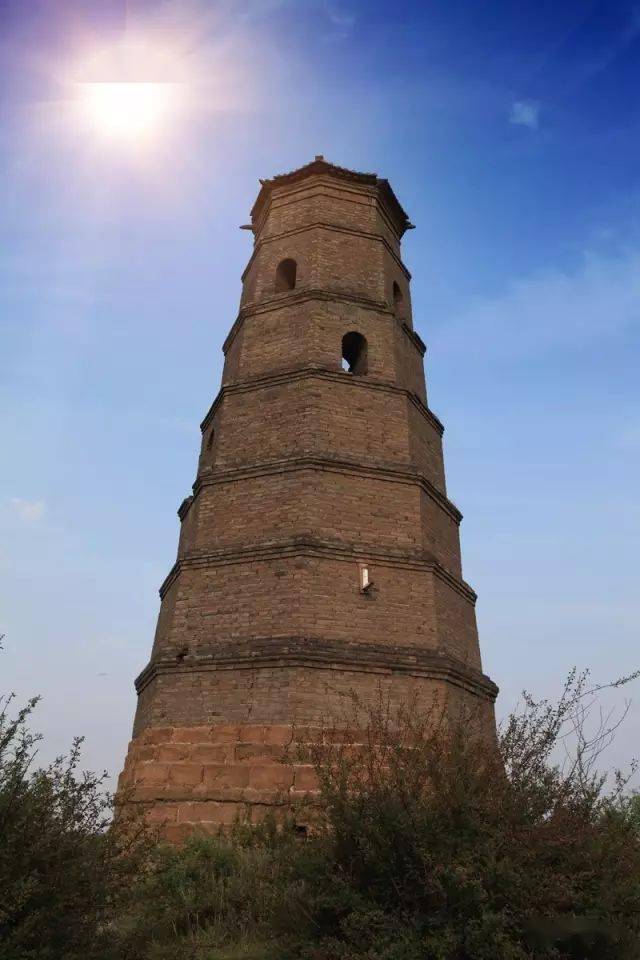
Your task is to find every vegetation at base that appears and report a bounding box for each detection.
[0,666,152,960]
[1,646,640,959]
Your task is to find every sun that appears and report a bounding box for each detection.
[78,81,176,143]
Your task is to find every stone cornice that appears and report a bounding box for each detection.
[222,289,424,359]
[192,454,460,523]
[159,536,476,604]
[240,219,411,284]
[135,638,497,702]
[200,367,444,438]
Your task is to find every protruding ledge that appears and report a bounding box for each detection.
[221,291,425,359]
[158,536,476,603]
[200,368,444,437]
[240,220,412,284]
[191,454,462,524]
[402,322,426,356]
[177,496,194,521]
[134,638,498,702]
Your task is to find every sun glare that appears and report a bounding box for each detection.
[78,82,176,143]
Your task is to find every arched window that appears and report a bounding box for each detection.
[275,258,297,292]
[341,331,368,375]
[393,281,405,319]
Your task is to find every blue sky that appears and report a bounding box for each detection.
[1,0,639,783]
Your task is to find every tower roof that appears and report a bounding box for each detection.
[250,155,414,237]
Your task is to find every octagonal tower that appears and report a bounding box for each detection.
[118,157,497,838]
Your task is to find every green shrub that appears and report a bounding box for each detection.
[106,820,333,959]
[2,654,639,960]
[296,672,640,959]
[0,683,151,960]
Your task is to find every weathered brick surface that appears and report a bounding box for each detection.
[212,377,417,473]
[132,666,489,737]
[120,701,496,828]
[187,471,432,556]
[149,558,482,663]
[235,301,399,384]
[406,399,447,492]
[183,467,461,576]
[118,159,497,835]
[244,227,386,306]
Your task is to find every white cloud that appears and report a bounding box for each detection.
[325,3,356,33]
[10,498,46,522]
[509,99,540,129]
[434,247,640,361]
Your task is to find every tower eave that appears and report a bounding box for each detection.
[250,157,413,238]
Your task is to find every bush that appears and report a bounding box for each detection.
[110,670,640,960]
[106,822,325,959]
[2,654,639,960]
[0,681,151,960]
[295,672,640,958]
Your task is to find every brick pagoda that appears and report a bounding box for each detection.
[118,157,498,838]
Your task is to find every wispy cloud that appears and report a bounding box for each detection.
[9,498,46,522]
[509,99,540,129]
[324,2,356,40]
[568,6,640,91]
[435,246,640,361]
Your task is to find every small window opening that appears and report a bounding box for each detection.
[294,823,308,838]
[341,331,368,375]
[275,258,297,292]
[393,281,405,319]
[206,427,215,450]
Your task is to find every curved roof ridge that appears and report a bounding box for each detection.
[265,156,377,186]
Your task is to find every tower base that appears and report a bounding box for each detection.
[117,723,319,842]
[118,657,497,840]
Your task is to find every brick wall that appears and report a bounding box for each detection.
[118,159,497,835]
